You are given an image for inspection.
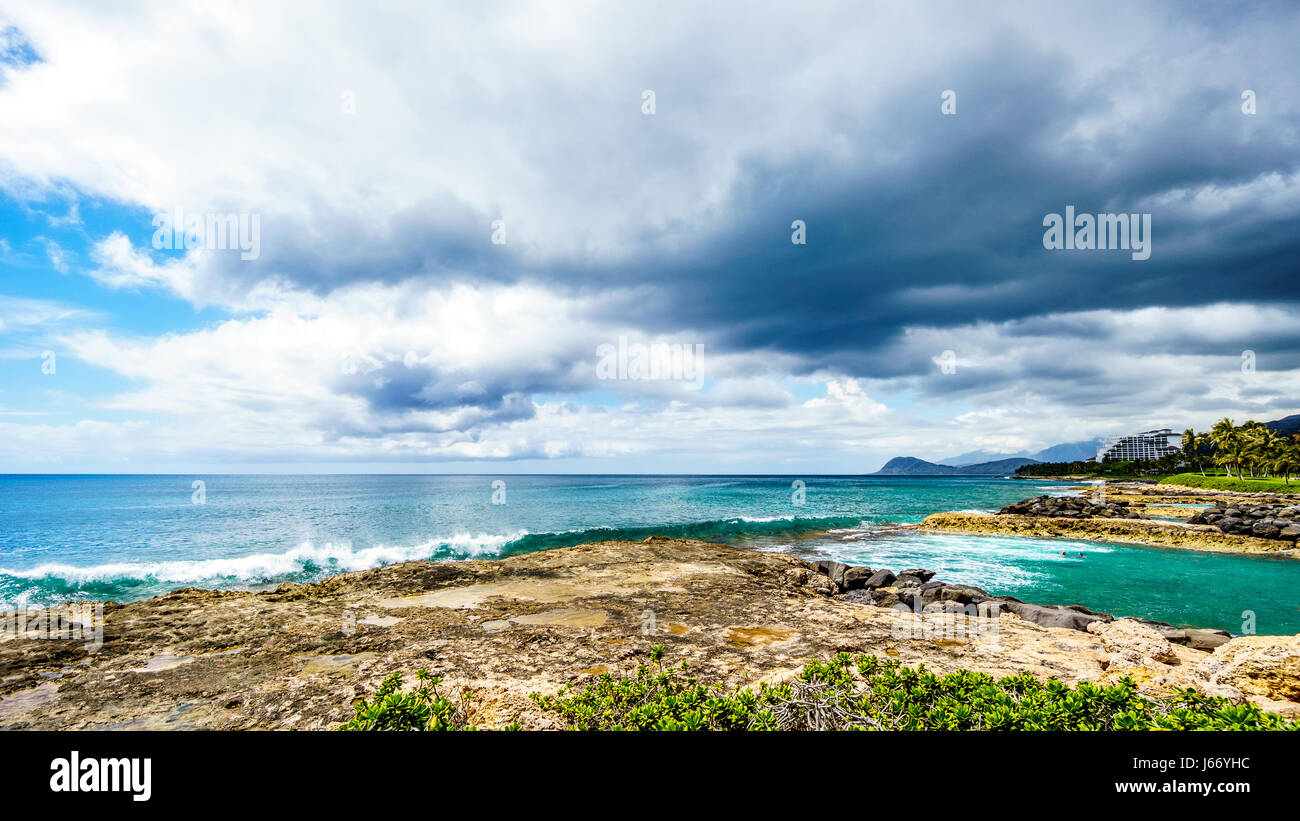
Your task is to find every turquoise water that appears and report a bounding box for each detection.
[1,475,1296,634]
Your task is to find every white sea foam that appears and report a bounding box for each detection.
[0,531,527,586]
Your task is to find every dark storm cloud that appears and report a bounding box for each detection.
[235,17,1299,384]
[162,1,1300,420]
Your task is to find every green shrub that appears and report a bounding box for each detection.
[531,649,1297,731]
[337,669,514,731]
[341,649,1298,731]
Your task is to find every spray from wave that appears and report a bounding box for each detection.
[0,515,867,610]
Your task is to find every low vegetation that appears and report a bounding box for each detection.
[340,647,1298,731]
[336,669,510,731]
[1159,473,1300,493]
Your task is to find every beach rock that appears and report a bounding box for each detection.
[1191,502,1300,543]
[841,566,876,590]
[921,510,1291,555]
[917,583,949,607]
[1251,521,1280,538]
[1183,628,1233,652]
[803,572,838,596]
[808,560,850,588]
[998,495,1131,519]
[896,569,936,584]
[937,584,992,605]
[895,587,922,609]
[1196,635,1300,704]
[1005,601,1112,631]
[871,592,901,608]
[786,567,837,595]
[862,570,896,589]
[1086,619,1177,665]
[840,589,877,605]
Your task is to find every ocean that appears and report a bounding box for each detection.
[1,474,1296,634]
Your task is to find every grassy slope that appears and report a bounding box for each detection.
[1159,473,1300,493]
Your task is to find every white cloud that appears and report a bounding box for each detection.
[0,3,1297,471]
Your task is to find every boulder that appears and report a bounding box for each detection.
[808,560,850,588]
[803,572,837,596]
[841,565,876,590]
[863,569,896,589]
[1183,628,1233,652]
[1195,635,1300,703]
[1005,601,1112,631]
[1086,618,1178,665]
[998,495,1131,519]
[937,584,992,605]
[895,587,922,609]
[1251,521,1280,537]
[872,592,901,609]
[897,568,936,584]
[841,589,876,605]
[787,567,836,596]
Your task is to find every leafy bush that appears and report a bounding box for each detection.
[529,644,777,731]
[337,669,514,731]
[530,648,1298,731]
[339,649,1297,731]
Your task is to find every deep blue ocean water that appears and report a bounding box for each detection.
[1,474,1296,634]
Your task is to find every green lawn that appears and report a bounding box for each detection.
[1158,472,1300,493]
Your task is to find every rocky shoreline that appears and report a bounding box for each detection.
[1,536,1297,729]
[1186,501,1300,544]
[919,486,1299,557]
[803,559,1232,649]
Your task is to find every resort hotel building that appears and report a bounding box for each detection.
[1096,429,1180,462]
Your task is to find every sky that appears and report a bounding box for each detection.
[0,0,1298,474]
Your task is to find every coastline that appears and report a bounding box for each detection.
[918,481,1300,558]
[917,511,1297,557]
[2,536,1296,729]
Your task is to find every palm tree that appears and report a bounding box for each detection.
[1248,427,1283,478]
[1181,428,1204,475]
[1208,418,1241,477]
[1272,440,1300,485]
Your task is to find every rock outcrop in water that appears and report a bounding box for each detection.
[998,494,1132,518]
[920,510,1293,555]
[3,537,1295,728]
[802,560,1229,646]
[1187,502,1300,544]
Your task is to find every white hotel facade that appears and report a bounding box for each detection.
[1096,429,1180,462]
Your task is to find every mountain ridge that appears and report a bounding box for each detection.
[872,456,1041,476]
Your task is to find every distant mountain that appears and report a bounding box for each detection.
[1030,438,1109,463]
[1265,414,1300,436]
[942,449,1028,467]
[873,456,1040,476]
[940,438,1107,467]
